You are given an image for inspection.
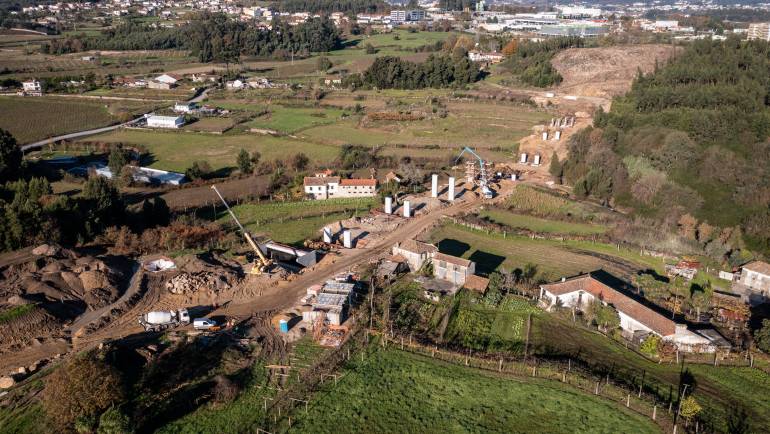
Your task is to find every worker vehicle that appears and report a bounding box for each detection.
[456,146,495,199]
[211,185,273,275]
[139,309,190,332]
[193,318,219,330]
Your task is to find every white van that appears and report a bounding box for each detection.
[193,318,218,330]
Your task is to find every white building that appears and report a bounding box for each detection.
[21,80,42,95]
[468,51,504,64]
[154,73,181,85]
[173,102,196,113]
[748,23,770,41]
[146,115,185,129]
[392,239,438,272]
[539,273,719,353]
[303,176,377,199]
[557,6,602,18]
[735,260,770,304]
[433,252,476,285]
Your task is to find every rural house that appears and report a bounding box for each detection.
[173,101,197,113]
[735,260,770,304]
[21,80,42,96]
[539,272,723,353]
[433,252,476,285]
[392,239,438,271]
[303,176,377,199]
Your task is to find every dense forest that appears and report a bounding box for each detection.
[501,37,584,87]
[344,53,481,89]
[274,0,389,14]
[557,37,770,256]
[43,13,341,62]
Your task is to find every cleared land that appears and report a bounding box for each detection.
[244,105,345,133]
[291,347,660,434]
[551,45,680,98]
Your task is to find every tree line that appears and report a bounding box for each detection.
[344,53,481,89]
[43,13,341,63]
[275,0,389,14]
[556,37,770,257]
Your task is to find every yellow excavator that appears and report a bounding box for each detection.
[211,185,272,275]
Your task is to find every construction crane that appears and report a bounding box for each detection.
[211,185,273,275]
[456,146,494,199]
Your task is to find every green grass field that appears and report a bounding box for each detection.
[88,129,340,172]
[0,304,35,323]
[245,105,345,133]
[291,347,660,434]
[506,184,612,223]
[428,223,661,279]
[479,209,607,235]
[0,96,117,144]
[224,198,376,245]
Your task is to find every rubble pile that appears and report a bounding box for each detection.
[166,272,233,294]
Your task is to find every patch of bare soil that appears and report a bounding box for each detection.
[552,45,680,98]
[0,244,133,358]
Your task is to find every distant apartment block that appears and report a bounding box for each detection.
[748,23,770,41]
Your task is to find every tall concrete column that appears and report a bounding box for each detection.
[323,227,332,243]
[447,177,455,201]
[403,200,411,218]
[384,196,392,214]
[431,174,438,198]
[343,230,352,248]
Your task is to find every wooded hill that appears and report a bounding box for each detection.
[559,37,770,256]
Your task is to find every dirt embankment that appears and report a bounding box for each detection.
[551,44,680,99]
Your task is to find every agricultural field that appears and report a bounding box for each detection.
[224,198,376,245]
[290,347,660,434]
[505,184,613,223]
[87,129,340,173]
[184,117,237,133]
[0,96,126,144]
[479,208,608,235]
[244,105,346,133]
[347,29,457,50]
[427,223,662,279]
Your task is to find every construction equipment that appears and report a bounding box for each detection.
[211,185,273,275]
[139,309,190,332]
[456,146,494,199]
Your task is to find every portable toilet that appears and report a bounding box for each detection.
[279,319,289,333]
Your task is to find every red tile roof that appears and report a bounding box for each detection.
[464,275,489,293]
[542,274,676,336]
[434,252,473,268]
[340,178,377,187]
[744,260,770,275]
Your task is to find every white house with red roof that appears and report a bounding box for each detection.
[539,272,723,353]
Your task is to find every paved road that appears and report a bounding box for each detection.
[19,86,212,152]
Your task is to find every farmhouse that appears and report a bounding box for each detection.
[303,176,377,199]
[539,272,721,353]
[392,239,438,271]
[173,101,197,113]
[735,260,770,304]
[468,51,504,64]
[433,252,476,285]
[21,80,42,96]
[146,115,185,129]
[154,73,181,85]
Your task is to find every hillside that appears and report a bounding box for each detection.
[561,37,770,256]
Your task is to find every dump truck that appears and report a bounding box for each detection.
[139,309,190,332]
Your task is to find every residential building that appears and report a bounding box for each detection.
[304,176,340,199]
[226,79,245,89]
[173,101,196,113]
[389,9,424,23]
[539,272,720,352]
[736,260,770,303]
[148,80,173,90]
[433,252,475,285]
[146,115,185,129]
[468,51,504,64]
[21,80,42,96]
[463,274,489,294]
[748,23,770,41]
[392,239,438,272]
[303,176,377,199]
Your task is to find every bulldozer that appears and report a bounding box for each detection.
[211,185,273,275]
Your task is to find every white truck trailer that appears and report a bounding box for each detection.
[139,309,190,331]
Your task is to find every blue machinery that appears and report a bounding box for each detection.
[455,146,494,199]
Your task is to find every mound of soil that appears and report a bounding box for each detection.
[552,45,680,98]
[165,253,243,295]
